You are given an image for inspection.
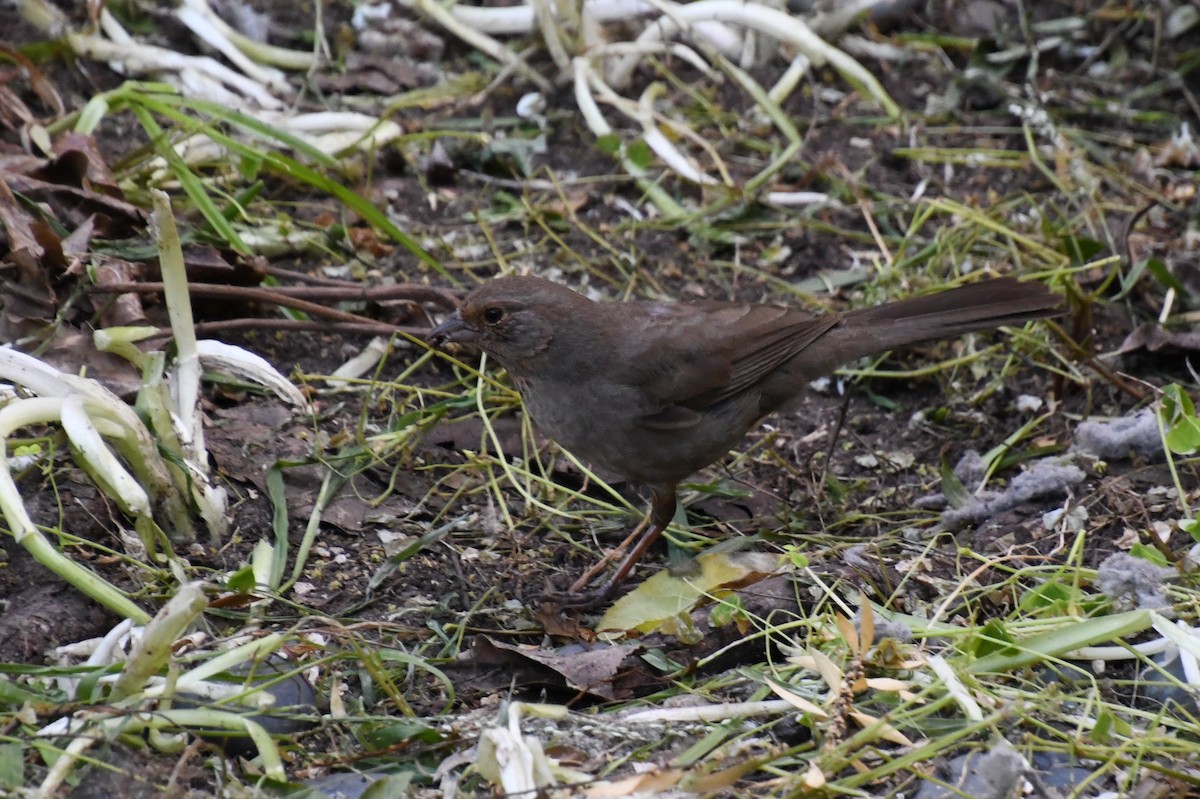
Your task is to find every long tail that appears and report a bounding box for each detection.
[800,278,1063,376]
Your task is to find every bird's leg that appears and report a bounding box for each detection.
[567,514,650,593]
[547,487,677,610]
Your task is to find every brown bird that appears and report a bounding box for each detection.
[429,275,1062,607]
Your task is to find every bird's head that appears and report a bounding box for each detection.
[428,276,591,368]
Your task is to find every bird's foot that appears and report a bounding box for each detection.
[541,581,621,611]
[544,519,668,611]
[565,517,649,593]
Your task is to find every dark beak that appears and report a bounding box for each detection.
[427,310,480,346]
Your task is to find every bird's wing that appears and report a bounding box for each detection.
[611,300,840,429]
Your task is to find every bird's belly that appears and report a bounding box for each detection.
[520,379,757,485]
[520,382,631,471]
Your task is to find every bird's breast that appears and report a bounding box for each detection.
[517,375,628,461]
[515,374,763,485]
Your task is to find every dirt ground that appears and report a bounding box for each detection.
[2,0,1199,795]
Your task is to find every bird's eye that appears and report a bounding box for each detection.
[483,306,504,325]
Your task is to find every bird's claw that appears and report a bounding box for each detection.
[541,582,617,611]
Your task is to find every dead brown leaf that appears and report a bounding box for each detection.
[471,636,638,700]
[1117,322,1200,355]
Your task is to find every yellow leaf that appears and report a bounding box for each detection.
[767,681,829,718]
[805,648,845,688]
[835,614,859,653]
[866,677,915,696]
[685,759,761,793]
[596,552,776,635]
[584,768,684,797]
[848,709,914,747]
[859,596,875,649]
[803,762,826,789]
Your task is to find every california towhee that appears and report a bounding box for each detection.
[429,275,1062,607]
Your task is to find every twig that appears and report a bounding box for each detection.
[89,281,458,324]
[146,318,428,340]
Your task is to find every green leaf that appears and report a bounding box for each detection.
[128,103,249,252]
[865,388,899,411]
[940,457,971,509]
[227,564,257,593]
[361,774,416,799]
[1017,580,1074,613]
[641,648,685,672]
[626,139,653,169]
[1057,235,1103,265]
[970,610,1152,674]
[1179,518,1200,542]
[1161,384,1200,454]
[0,743,24,790]
[1165,416,1200,454]
[1162,383,1196,418]
[595,133,621,155]
[598,552,754,635]
[267,466,289,589]
[709,595,746,628]
[0,677,43,705]
[781,544,809,568]
[126,92,447,278]
[973,618,1016,659]
[1144,257,1187,294]
[357,721,443,750]
[1128,543,1169,566]
[823,472,849,504]
[238,153,263,182]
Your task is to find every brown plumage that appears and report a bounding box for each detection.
[430,275,1062,607]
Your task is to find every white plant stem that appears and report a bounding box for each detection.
[196,340,310,409]
[530,0,572,73]
[768,53,812,106]
[443,0,744,56]
[109,582,209,702]
[173,632,285,692]
[328,337,391,384]
[603,0,895,112]
[762,191,831,207]
[175,0,291,92]
[406,0,553,92]
[177,0,315,73]
[0,347,187,537]
[583,63,723,186]
[560,2,894,197]
[152,190,229,541]
[60,395,151,518]
[571,57,688,216]
[66,29,284,110]
[929,653,983,721]
[38,708,284,793]
[0,397,149,622]
[638,83,731,186]
[151,191,201,454]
